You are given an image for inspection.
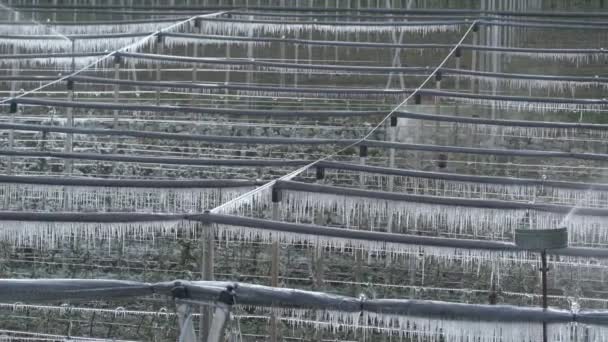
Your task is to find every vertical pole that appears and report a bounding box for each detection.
[206,303,231,342]
[156,33,163,106]
[470,23,479,94]
[414,93,424,169]
[313,167,325,290]
[113,55,121,129]
[270,188,281,342]
[452,48,462,146]
[199,214,215,342]
[191,19,201,106]
[7,11,19,175]
[64,80,74,175]
[359,145,367,188]
[388,116,397,192]
[111,54,121,174]
[541,249,548,342]
[73,0,77,21]
[434,72,442,146]
[454,48,461,93]
[246,12,254,108]
[280,0,286,88]
[7,102,17,176]
[308,0,313,77]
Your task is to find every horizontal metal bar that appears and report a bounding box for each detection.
[0,150,308,167]
[199,213,608,259]
[316,161,608,191]
[0,174,261,188]
[274,180,608,216]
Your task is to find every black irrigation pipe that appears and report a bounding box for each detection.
[7,5,608,18]
[0,32,151,40]
[0,17,189,26]
[316,161,608,192]
[68,75,411,95]
[361,139,608,162]
[2,120,608,162]
[440,68,608,83]
[2,158,605,194]
[273,180,608,216]
[185,280,608,325]
[1,209,607,260]
[67,74,608,95]
[4,278,608,325]
[1,44,603,62]
[0,150,309,167]
[0,279,155,302]
[476,19,608,29]
[5,97,388,117]
[1,34,604,56]
[418,89,608,106]
[0,76,60,82]
[163,33,608,55]
[0,175,262,188]
[4,16,607,29]
[7,8,216,16]
[5,69,608,93]
[202,12,608,26]
[0,122,347,145]
[0,52,107,61]
[116,51,430,74]
[0,211,186,222]
[114,52,608,81]
[198,16,468,27]
[200,213,608,259]
[2,117,607,161]
[196,16,608,30]
[393,111,608,131]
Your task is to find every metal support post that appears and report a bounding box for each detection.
[452,48,462,146]
[113,55,121,129]
[199,213,215,342]
[155,33,163,105]
[7,11,19,175]
[388,116,397,192]
[206,286,236,342]
[359,145,368,188]
[470,23,479,94]
[312,167,325,292]
[64,80,74,176]
[541,249,548,342]
[270,188,281,342]
[434,72,442,145]
[192,19,201,106]
[177,304,197,342]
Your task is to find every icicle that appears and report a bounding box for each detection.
[213,186,272,216]
[0,37,72,52]
[363,312,546,342]
[1,302,177,318]
[214,223,529,268]
[0,219,196,249]
[164,36,272,50]
[199,20,462,36]
[465,74,608,94]
[277,190,608,246]
[0,183,252,213]
[0,21,181,36]
[325,172,608,208]
[437,121,608,146]
[0,55,105,68]
[505,51,606,65]
[444,96,607,112]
